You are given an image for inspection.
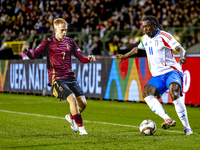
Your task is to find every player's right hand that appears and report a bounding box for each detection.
[115,54,126,63]
[115,54,123,59]
[22,45,29,54]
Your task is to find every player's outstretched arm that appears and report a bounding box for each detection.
[88,55,96,62]
[21,44,35,59]
[115,47,139,63]
[175,45,186,65]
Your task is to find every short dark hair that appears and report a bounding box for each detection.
[143,15,163,30]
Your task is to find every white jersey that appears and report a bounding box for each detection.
[138,30,182,77]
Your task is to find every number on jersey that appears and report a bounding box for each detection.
[149,47,153,55]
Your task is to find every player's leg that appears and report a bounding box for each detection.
[67,78,88,135]
[66,94,87,135]
[76,96,87,113]
[65,93,79,133]
[143,84,171,121]
[52,80,79,133]
[68,78,87,113]
[66,93,80,115]
[52,79,87,135]
[167,71,193,135]
[143,77,176,129]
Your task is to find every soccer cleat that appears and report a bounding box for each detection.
[65,114,78,132]
[184,128,193,135]
[161,119,176,129]
[79,126,88,135]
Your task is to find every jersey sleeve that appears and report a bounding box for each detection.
[167,35,181,50]
[27,39,50,59]
[159,31,180,50]
[71,40,89,63]
[137,36,146,50]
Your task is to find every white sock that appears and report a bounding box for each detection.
[173,97,191,129]
[144,96,170,120]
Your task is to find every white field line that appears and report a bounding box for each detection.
[0,109,195,134]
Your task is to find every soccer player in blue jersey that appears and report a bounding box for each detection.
[116,15,193,135]
[22,18,96,135]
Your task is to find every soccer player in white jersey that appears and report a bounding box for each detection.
[116,15,193,135]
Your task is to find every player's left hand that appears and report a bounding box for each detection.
[179,58,186,65]
[88,55,96,62]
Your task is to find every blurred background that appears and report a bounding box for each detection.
[0,0,200,59]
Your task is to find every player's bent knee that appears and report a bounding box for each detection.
[169,83,181,101]
[77,96,87,112]
[142,85,158,98]
[77,96,87,104]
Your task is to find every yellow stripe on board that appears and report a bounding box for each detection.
[124,59,143,101]
[0,60,9,90]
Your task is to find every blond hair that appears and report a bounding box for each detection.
[53,18,67,27]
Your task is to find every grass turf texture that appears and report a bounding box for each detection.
[0,93,200,150]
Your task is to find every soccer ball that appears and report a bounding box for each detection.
[139,120,156,136]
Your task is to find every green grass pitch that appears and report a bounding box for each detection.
[0,93,200,150]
